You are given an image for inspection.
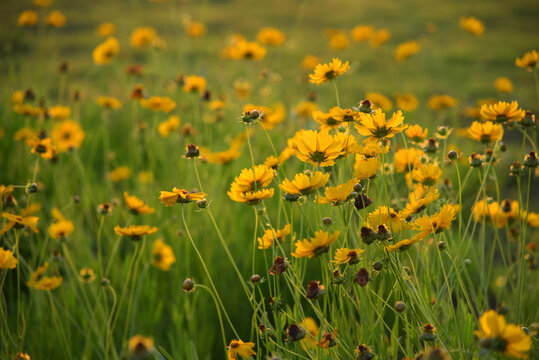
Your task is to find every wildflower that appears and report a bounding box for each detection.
[509,161,524,177]
[405,124,428,143]
[412,163,442,186]
[293,130,346,166]
[384,237,421,252]
[515,50,539,71]
[158,115,181,137]
[467,121,504,143]
[333,248,364,265]
[14,352,31,360]
[48,105,71,120]
[152,239,176,271]
[51,120,85,152]
[228,186,274,205]
[97,96,122,109]
[469,152,485,168]
[227,339,256,360]
[369,29,390,48]
[123,192,155,215]
[356,109,407,144]
[182,278,195,292]
[495,77,513,93]
[302,54,319,70]
[356,344,375,360]
[355,143,389,158]
[305,280,325,299]
[114,225,158,240]
[279,171,329,196]
[286,323,306,342]
[309,58,350,85]
[79,268,96,283]
[401,186,439,217]
[96,22,115,37]
[27,262,63,290]
[184,143,200,158]
[328,31,349,50]
[1,212,39,235]
[292,230,340,258]
[395,93,419,112]
[394,147,423,172]
[269,256,289,275]
[204,146,242,165]
[139,96,176,113]
[242,103,285,129]
[365,92,393,111]
[130,27,157,48]
[45,10,66,27]
[300,317,319,348]
[480,101,525,123]
[0,248,18,270]
[109,166,131,182]
[394,40,421,62]
[367,206,407,234]
[421,323,437,341]
[328,107,360,123]
[230,165,274,193]
[18,11,38,27]
[159,188,206,206]
[317,179,356,206]
[460,16,485,35]
[48,208,74,240]
[475,310,531,359]
[229,40,266,60]
[414,204,459,239]
[353,156,380,180]
[354,268,370,287]
[185,21,206,38]
[312,109,342,130]
[93,37,120,65]
[520,111,536,127]
[354,193,373,210]
[524,151,538,168]
[128,335,154,359]
[30,138,57,159]
[257,27,286,46]
[319,330,338,348]
[182,75,207,93]
[428,95,458,110]
[258,224,291,249]
[350,25,374,42]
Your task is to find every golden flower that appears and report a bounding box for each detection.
[317,179,356,206]
[312,109,342,130]
[96,22,115,37]
[350,25,374,42]
[182,75,207,93]
[51,120,85,152]
[355,143,389,158]
[302,54,320,70]
[369,29,390,48]
[292,230,340,258]
[472,200,507,228]
[394,40,420,62]
[14,353,31,360]
[11,90,24,105]
[257,27,285,46]
[159,188,206,206]
[428,95,458,110]
[186,21,206,38]
[124,192,155,215]
[295,101,318,119]
[231,165,274,193]
[460,16,485,35]
[229,40,266,60]
[494,77,513,93]
[114,225,158,240]
[309,58,350,85]
[467,121,504,143]
[401,186,439,218]
[475,310,531,359]
[367,206,407,234]
[479,101,525,123]
[48,208,74,239]
[109,166,131,182]
[152,239,176,271]
[515,50,539,71]
[301,317,319,348]
[414,204,459,239]
[227,339,256,360]
[129,335,154,358]
[14,104,43,117]
[332,247,364,265]
[257,224,291,249]
[279,171,329,196]
[140,96,176,113]
[394,147,423,172]
[412,163,442,186]
[405,124,428,142]
[328,107,360,123]
[228,186,274,205]
[0,248,18,270]
[93,37,120,65]
[293,130,346,166]
[396,93,419,112]
[1,212,39,235]
[158,115,181,137]
[365,92,393,111]
[45,10,66,27]
[97,96,122,109]
[27,262,63,290]
[353,155,380,180]
[18,11,38,27]
[30,138,57,159]
[328,32,349,51]
[14,128,38,146]
[130,27,157,48]
[356,109,407,144]
[384,237,422,253]
[47,105,71,120]
[79,268,96,283]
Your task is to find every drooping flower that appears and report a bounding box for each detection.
[0,212,39,235]
[515,50,539,71]
[152,239,176,271]
[332,247,364,265]
[124,192,155,214]
[257,224,291,249]
[27,262,63,290]
[227,339,256,360]
[159,188,206,206]
[114,225,158,240]
[309,58,350,85]
[0,248,18,270]
[292,230,340,258]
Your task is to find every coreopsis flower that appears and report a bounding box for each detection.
[384,237,422,253]
[79,268,96,283]
[14,104,43,117]
[460,16,485,35]
[97,96,122,109]
[96,22,116,37]
[30,138,57,159]
[300,317,319,348]
[182,75,207,93]
[355,143,389,158]
[365,92,393,111]
[227,339,256,360]
[319,330,338,348]
[350,25,374,42]
[14,128,38,146]
[305,280,325,299]
[109,166,131,182]
[405,124,428,143]
[114,225,158,240]
[356,344,375,360]
[394,40,421,62]
[309,58,350,85]
[467,121,504,143]
[0,248,18,270]
[185,21,206,38]
[14,352,31,360]
[412,163,442,186]
[293,130,346,166]
[159,188,206,206]
[475,310,531,359]
[292,230,340,258]
[228,186,274,205]
[258,224,291,249]
[494,77,513,93]
[257,27,286,46]
[11,90,24,105]
[48,207,74,240]
[128,335,154,359]
[317,179,356,205]
[232,165,274,192]
[152,239,176,271]
[312,109,342,130]
[353,156,380,180]
[139,96,176,113]
[515,50,539,71]
[395,93,419,112]
[124,192,155,214]
[51,120,85,152]
[472,200,507,228]
[479,101,525,123]
[263,155,279,170]
[328,107,360,123]
[47,105,71,120]
[428,95,458,110]
[27,262,63,290]
[130,27,157,48]
[229,40,266,60]
[18,11,38,27]
[367,206,407,234]
[328,32,349,50]
[45,10,66,27]
[355,109,407,144]
[158,115,181,137]
[302,54,320,70]
[1,212,39,235]
[369,29,390,48]
[394,147,423,172]
[332,248,364,265]
[414,204,459,239]
[93,37,120,65]
[279,171,329,197]
[401,186,439,218]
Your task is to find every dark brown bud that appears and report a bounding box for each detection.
[354,268,370,287]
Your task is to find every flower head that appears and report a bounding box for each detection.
[227,339,256,360]
[460,16,485,35]
[124,192,155,214]
[48,208,74,239]
[0,248,18,270]
[139,96,176,113]
[515,50,539,71]
[467,121,504,143]
[258,224,291,249]
[51,120,85,152]
[480,101,525,123]
[27,262,63,290]
[257,27,286,46]
[152,239,176,271]
[317,179,356,206]
[332,247,364,265]
[292,230,340,258]
[293,130,346,166]
[79,268,96,283]
[394,40,421,62]
[279,171,329,196]
[159,188,206,207]
[114,225,158,240]
[355,109,407,144]
[93,37,120,65]
[130,27,157,48]
[309,58,350,85]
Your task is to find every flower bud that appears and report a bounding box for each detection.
[373,261,383,271]
[361,227,377,245]
[437,241,446,251]
[447,150,458,160]
[286,323,306,342]
[182,278,195,293]
[524,151,538,168]
[250,274,261,283]
[322,217,333,225]
[196,199,208,209]
[394,301,406,313]
[354,268,369,287]
[185,143,200,158]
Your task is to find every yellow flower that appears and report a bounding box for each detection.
[480,101,525,123]
[93,37,120,65]
[355,143,389,158]
[412,163,442,186]
[130,27,157,48]
[328,107,360,123]
[0,212,39,235]
[428,95,458,110]
[332,247,364,265]
[467,121,504,143]
[472,200,507,228]
[14,104,43,117]
[186,21,206,38]
[124,192,155,215]
[292,230,340,258]
[257,27,285,46]
[312,109,342,130]
[293,130,345,166]
[109,166,131,182]
[395,93,419,112]
[405,124,428,142]
[460,16,485,35]
[45,10,66,27]
[96,22,115,37]
[475,310,531,359]
[494,77,513,93]
[204,146,242,165]
[228,185,274,205]
[152,239,176,271]
[182,75,207,93]
[257,224,291,249]
[79,268,96,283]
[301,317,319,348]
[350,25,374,42]
[51,120,85,152]
[129,335,154,358]
[18,11,38,27]
[0,248,18,270]
[11,90,24,105]
[394,40,421,62]
[97,96,122,109]
[27,262,63,290]
[515,50,539,71]
[309,58,350,85]
[317,179,356,206]
[159,188,206,206]
[302,54,320,70]
[328,32,349,50]
[229,40,266,60]
[365,92,393,111]
[369,29,390,48]
[47,105,71,120]
[231,165,275,193]
[48,207,74,239]
[401,187,439,218]
[355,109,407,144]
[30,138,57,159]
[394,147,423,172]
[227,339,256,360]
[114,225,158,240]
[384,237,422,253]
[279,171,329,196]
[414,204,459,239]
[158,115,181,137]
[140,96,176,113]
[367,206,407,234]
[353,156,380,180]
[14,353,31,360]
